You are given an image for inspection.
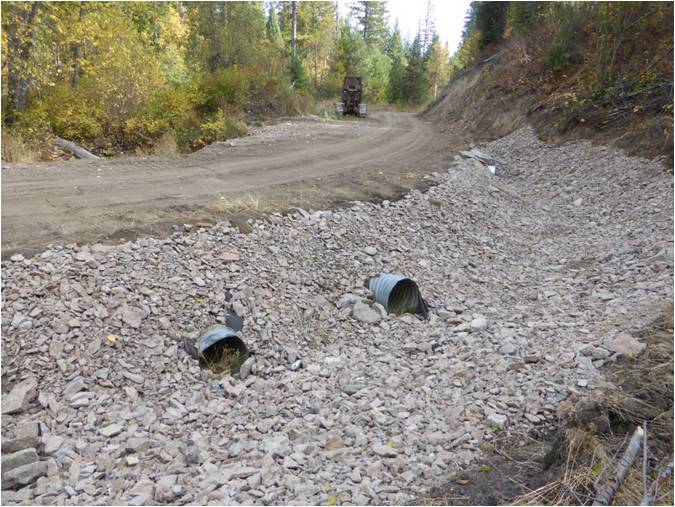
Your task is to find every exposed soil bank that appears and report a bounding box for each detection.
[424,53,673,167]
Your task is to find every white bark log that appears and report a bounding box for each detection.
[594,426,644,506]
[54,137,100,159]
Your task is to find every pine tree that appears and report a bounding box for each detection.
[349,1,389,49]
[467,1,509,49]
[386,22,407,103]
[266,3,284,50]
[302,1,338,92]
[333,20,367,76]
[403,34,427,105]
[289,54,311,91]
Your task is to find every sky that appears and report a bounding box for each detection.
[386,0,472,53]
[337,0,473,54]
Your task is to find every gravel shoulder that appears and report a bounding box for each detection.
[1,127,672,505]
[1,112,452,259]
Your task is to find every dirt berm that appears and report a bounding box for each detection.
[424,51,673,166]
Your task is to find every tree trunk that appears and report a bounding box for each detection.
[54,137,101,159]
[593,426,644,506]
[363,2,369,44]
[70,3,84,90]
[4,2,40,122]
[312,46,318,88]
[291,1,297,57]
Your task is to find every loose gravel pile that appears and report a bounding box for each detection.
[214,116,364,148]
[1,127,672,505]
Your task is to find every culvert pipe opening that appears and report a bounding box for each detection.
[197,325,249,374]
[368,273,428,318]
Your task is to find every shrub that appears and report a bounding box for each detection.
[189,69,251,115]
[288,55,311,92]
[545,4,586,73]
[153,131,178,156]
[175,108,246,152]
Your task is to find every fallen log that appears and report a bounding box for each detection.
[593,426,644,505]
[54,137,100,159]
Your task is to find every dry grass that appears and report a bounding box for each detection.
[1,131,41,163]
[211,192,265,213]
[515,429,609,505]
[201,346,241,374]
[515,303,674,506]
[209,191,303,216]
[153,131,179,156]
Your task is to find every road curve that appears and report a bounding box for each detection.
[1,111,450,257]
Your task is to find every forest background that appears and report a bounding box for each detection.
[1,1,672,161]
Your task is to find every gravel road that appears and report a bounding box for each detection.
[1,112,450,258]
[1,126,671,505]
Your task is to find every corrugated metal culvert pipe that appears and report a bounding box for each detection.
[197,325,249,374]
[368,273,428,319]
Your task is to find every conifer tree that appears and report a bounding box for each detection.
[386,22,407,103]
[403,34,427,105]
[349,1,389,49]
[266,3,284,50]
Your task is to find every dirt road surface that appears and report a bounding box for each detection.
[1,112,453,258]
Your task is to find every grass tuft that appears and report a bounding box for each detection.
[200,346,241,374]
[153,131,179,156]
[211,192,265,214]
[1,131,40,163]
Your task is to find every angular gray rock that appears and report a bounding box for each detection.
[154,475,178,502]
[239,357,255,379]
[2,461,47,490]
[99,424,123,438]
[42,435,64,455]
[337,294,362,310]
[342,384,365,396]
[1,423,40,453]
[372,443,398,457]
[606,333,646,356]
[1,448,39,474]
[498,344,517,355]
[0,125,671,505]
[470,318,489,331]
[62,377,87,397]
[125,437,160,453]
[1,377,38,415]
[486,413,508,430]
[352,302,382,324]
[121,304,145,328]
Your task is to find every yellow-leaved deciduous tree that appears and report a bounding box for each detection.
[5,1,188,149]
[36,2,169,145]
[1,2,41,121]
[425,36,450,100]
[299,1,338,96]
